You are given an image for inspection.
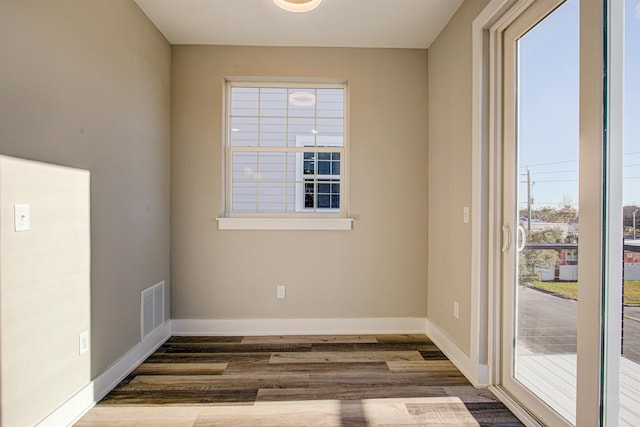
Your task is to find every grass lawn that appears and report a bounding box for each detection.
[528,280,640,306]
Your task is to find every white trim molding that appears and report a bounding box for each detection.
[471,0,524,389]
[217,217,354,230]
[426,319,489,388]
[172,317,426,336]
[489,386,544,427]
[36,321,171,427]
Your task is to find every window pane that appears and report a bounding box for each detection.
[258,152,287,181]
[232,152,257,181]
[316,118,344,144]
[288,88,316,117]
[317,194,330,208]
[318,182,331,194]
[285,181,296,212]
[258,182,288,212]
[332,160,340,175]
[304,160,314,175]
[317,88,344,118]
[317,160,331,175]
[232,181,257,212]
[304,181,314,208]
[230,87,258,116]
[260,88,287,117]
[316,134,343,148]
[230,117,258,147]
[287,153,297,181]
[288,117,315,147]
[260,117,286,147]
[617,1,640,424]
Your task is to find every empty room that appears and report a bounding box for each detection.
[0,0,638,426]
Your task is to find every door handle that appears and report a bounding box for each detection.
[517,225,527,252]
[502,224,511,252]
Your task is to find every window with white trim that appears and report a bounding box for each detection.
[224,82,347,217]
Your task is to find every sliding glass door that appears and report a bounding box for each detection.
[493,0,640,425]
[603,1,640,425]
[488,0,640,424]
[500,0,580,424]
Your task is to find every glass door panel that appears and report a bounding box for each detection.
[608,1,640,424]
[501,0,580,424]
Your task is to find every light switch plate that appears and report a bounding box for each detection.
[14,204,30,232]
[277,285,286,299]
[79,331,89,355]
[463,207,470,224]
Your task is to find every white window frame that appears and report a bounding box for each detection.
[217,79,353,230]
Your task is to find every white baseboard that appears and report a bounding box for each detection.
[35,383,96,427]
[171,317,427,336]
[92,321,172,401]
[36,321,171,427]
[425,319,489,387]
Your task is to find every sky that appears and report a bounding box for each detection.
[517,0,640,209]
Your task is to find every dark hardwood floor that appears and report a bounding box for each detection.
[76,335,523,426]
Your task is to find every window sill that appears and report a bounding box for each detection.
[216,217,354,231]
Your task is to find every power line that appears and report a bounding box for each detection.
[520,152,640,169]
[520,159,577,168]
[516,166,637,177]
[530,169,578,175]
[517,179,570,183]
[524,201,576,206]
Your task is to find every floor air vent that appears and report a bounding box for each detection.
[141,281,165,339]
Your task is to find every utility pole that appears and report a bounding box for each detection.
[634,209,638,240]
[527,168,532,232]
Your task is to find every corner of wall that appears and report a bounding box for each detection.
[426,319,488,387]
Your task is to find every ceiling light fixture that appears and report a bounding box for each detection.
[273,0,322,13]
[289,91,316,106]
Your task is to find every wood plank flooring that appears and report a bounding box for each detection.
[76,335,523,426]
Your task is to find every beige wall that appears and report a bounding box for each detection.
[0,0,171,376]
[171,46,428,320]
[0,156,90,427]
[427,0,490,354]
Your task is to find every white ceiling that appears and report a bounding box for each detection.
[134,0,463,49]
